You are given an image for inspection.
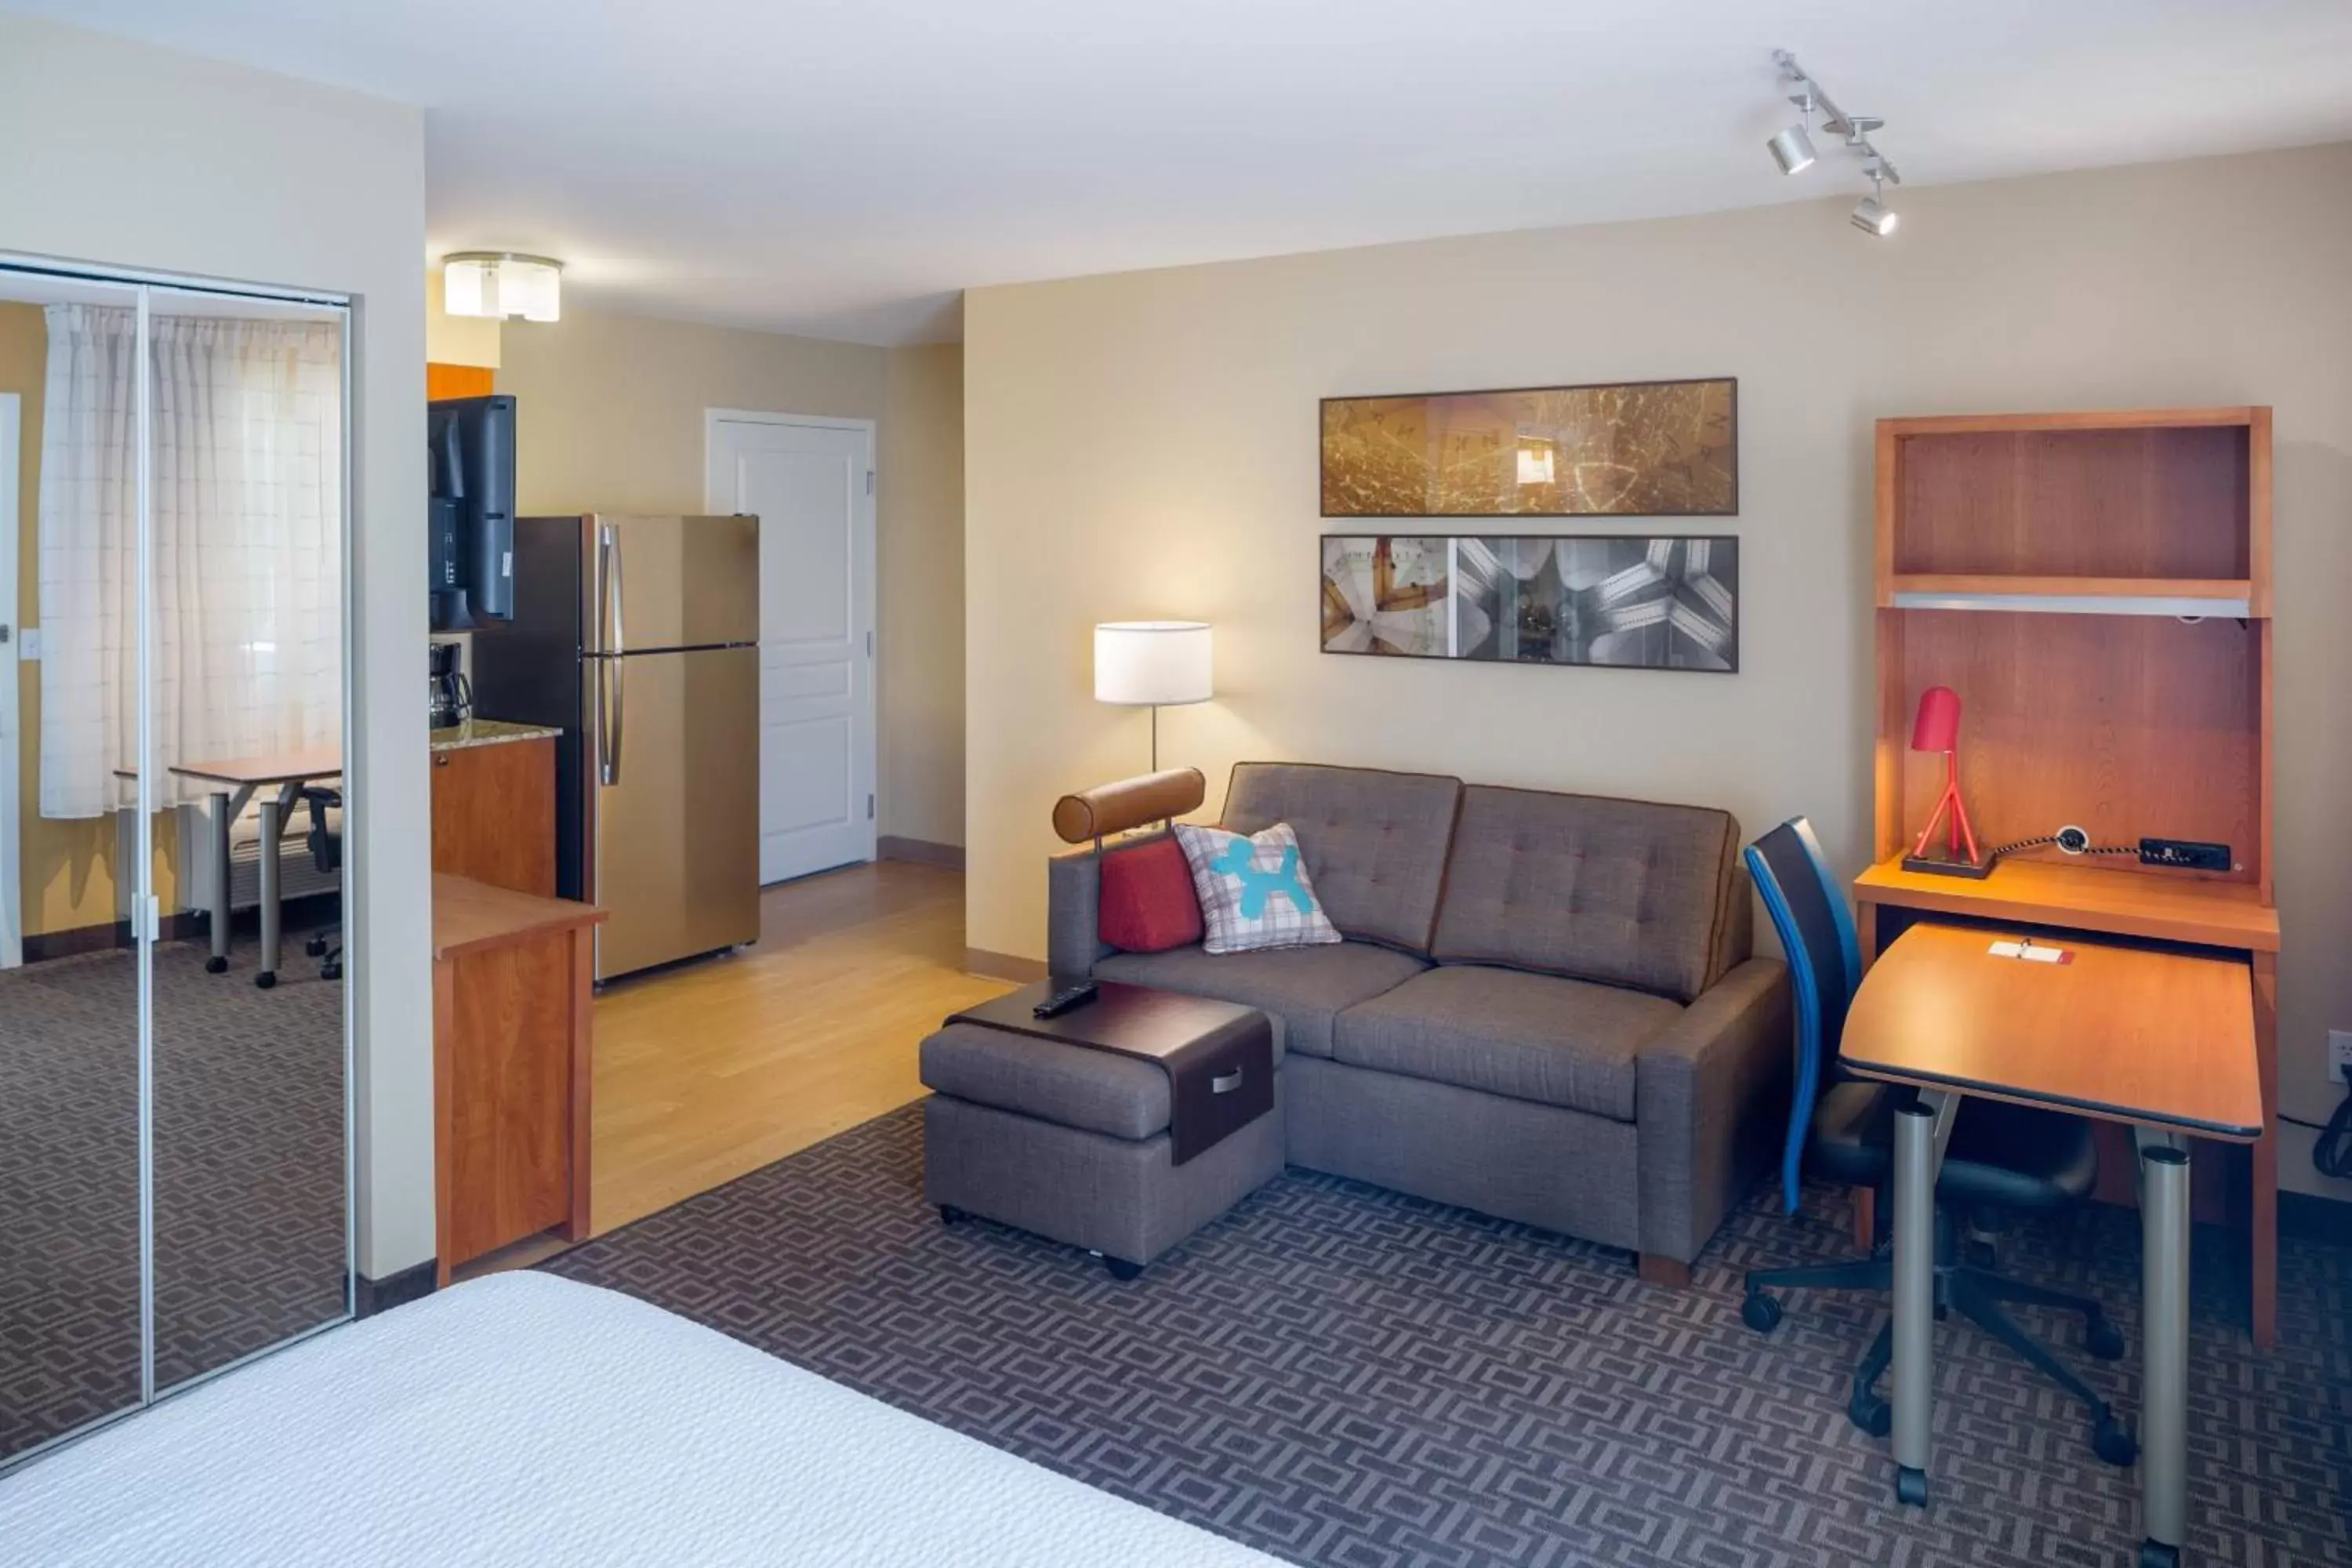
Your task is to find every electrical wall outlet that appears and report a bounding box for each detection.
[2331,1029,2352,1086]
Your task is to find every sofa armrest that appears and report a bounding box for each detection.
[1047,846,1109,977]
[1635,957,1792,1265]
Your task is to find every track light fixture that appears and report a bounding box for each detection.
[1769,50,1902,237]
[1851,163,1899,237]
[1768,91,1817,176]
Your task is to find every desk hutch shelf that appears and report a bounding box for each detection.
[1862,405,2281,1348]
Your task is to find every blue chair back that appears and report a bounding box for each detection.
[1744,817,1864,1214]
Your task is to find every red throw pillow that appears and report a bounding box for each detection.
[1097,837,1204,953]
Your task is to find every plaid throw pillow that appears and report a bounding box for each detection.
[1173,822,1342,955]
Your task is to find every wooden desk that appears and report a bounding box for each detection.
[169,749,344,988]
[1843,922,2260,1566]
[1854,855,2281,1350]
[431,874,605,1284]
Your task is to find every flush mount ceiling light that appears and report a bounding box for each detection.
[1768,50,1903,237]
[443,252,564,322]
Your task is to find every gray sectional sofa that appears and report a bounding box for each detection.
[1047,762,1792,1281]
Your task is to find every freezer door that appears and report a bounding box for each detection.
[588,645,760,979]
[582,514,759,654]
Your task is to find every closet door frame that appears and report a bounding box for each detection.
[0,252,357,1468]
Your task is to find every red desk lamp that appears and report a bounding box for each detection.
[1901,684,1991,879]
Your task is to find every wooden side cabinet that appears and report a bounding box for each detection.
[431,735,557,896]
[432,873,605,1284]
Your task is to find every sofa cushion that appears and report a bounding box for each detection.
[1431,786,1741,1004]
[1332,964,1683,1123]
[1174,821,1343,954]
[1221,762,1462,954]
[1097,836,1203,953]
[1092,940,1426,1058]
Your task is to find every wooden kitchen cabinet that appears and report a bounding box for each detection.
[431,731,557,896]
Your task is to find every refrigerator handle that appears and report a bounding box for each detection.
[602,521,626,655]
[607,656,626,786]
[594,657,622,786]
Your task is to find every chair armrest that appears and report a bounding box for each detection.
[1635,957,1793,1265]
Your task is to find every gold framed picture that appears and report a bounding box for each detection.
[1320,378,1737,517]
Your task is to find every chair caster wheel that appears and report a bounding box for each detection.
[205,956,228,975]
[306,935,328,957]
[2093,1413,2138,1468]
[1894,1466,1928,1508]
[2085,1316,2127,1361]
[321,962,342,982]
[938,1205,966,1225]
[1847,1392,1891,1439]
[1102,1256,1143,1282]
[2139,1541,2180,1568]
[1740,1290,1784,1334]
[255,971,277,990]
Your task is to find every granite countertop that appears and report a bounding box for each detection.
[429,717,563,753]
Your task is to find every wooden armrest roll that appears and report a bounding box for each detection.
[1052,768,1207,844]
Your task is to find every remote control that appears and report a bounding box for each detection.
[1033,980,1099,1019]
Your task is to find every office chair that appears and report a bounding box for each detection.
[1739,817,2136,1467]
[300,785,343,982]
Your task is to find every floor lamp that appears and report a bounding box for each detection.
[1094,621,1212,773]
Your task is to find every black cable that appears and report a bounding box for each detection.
[2302,1090,2352,1181]
[1984,833,2137,861]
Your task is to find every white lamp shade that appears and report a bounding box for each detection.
[1094,622,1212,706]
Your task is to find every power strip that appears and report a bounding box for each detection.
[2139,837,2233,873]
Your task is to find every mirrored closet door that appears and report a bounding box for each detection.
[0,261,354,1466]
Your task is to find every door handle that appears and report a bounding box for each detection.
[1211,1069,1244,1095]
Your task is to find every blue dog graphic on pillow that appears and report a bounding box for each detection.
[1210,837,1316,920]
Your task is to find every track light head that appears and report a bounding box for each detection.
[1768,122,1817,176]
[1850,197,1897,236]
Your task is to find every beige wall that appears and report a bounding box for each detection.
[497,306,887,514]
[964,141,2352,1201]
[424,267,501,368]
[497,310,967,845]
[880,343,966,848]
[0,16,434,1276]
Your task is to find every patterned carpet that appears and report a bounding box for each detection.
[545,1103,2352,1567]
[0,942,346,1463]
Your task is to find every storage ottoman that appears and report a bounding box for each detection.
[918,1005,1285,1279]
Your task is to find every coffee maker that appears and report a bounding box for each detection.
[429,641,474,728]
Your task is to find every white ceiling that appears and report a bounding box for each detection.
[22,1,2352,344]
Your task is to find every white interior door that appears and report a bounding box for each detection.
[705,412,877,884]
[0,394,19,967]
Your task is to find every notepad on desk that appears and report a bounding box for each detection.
[1988,938,2070,964]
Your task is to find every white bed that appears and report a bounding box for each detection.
[0,1272,1277,1566]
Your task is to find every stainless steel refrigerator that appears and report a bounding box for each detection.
[472,514,760,981]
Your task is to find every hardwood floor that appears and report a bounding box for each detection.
[588,860,1009,1235]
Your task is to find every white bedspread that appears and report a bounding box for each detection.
[0,1272,1276,1566]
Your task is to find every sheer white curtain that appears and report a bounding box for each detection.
[38,303,342,815]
